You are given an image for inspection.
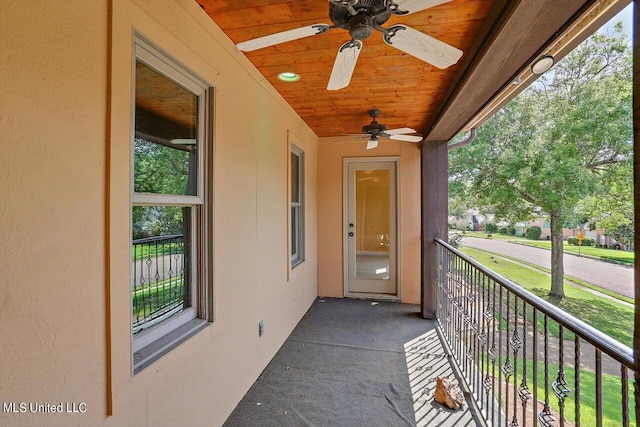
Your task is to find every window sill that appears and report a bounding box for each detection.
[133,318,208,375]
[291,258,305,269]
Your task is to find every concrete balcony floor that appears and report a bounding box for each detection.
[224,298,483,426]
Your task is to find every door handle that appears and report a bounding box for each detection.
[348,232,354,237]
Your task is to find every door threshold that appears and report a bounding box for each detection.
[344,292,400,302]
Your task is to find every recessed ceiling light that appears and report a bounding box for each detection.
[531,55,555,75]
[277,72,300,82]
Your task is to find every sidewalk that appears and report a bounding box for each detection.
[461,237,634,299]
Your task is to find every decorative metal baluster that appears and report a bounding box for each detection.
[488,277,498,427]
[179,237,187,305]
[480,274,491,416]
[458,256,465,365]
[133,242,140,323]
[145,249,153,319]
[454,255,461,361]
[574,336,581,426]
[437,245,442,324]
[552,325,571,427]
[503,291,512,425]
[498,283,504,427]
[154,238,161,315]
[510,295,521,427]
[468,264,478,393]
[449,248,455,344]
[595,349,602,427]
[168,239,175,310]
[539,315,554,427]
[518,300,531,427]
[446,247,455,348]
[443,247,451,345]
[532,309,538,427]
[464,259,472,377]
[621,366,630,427]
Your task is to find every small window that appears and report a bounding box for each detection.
[131,37,212,373]
[290,145,305,268]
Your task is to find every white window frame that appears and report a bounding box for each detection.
[290,145,305,268]
[130,36,213,373]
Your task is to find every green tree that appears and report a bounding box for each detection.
[449,27,632,298]
[133,137,195,237]
[581,159,634,248]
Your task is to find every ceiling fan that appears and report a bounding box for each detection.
[236,0,463,90]
[338,109,423,149]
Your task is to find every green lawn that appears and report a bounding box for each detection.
[132,241,183,261]
[461,231,634,266]
[459,247,634,347]
[518,359,635,427]
[132,277,185,320]
[458,247,635,426]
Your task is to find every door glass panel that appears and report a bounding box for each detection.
[355,169,390,279]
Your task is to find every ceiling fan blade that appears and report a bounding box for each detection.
[383,25,462,69]
[237,24,330,52]
[390,0,452,15]
[388,134,423,142]
[328,135,368,144]
[327,40,362,90]
[366,139,379,150]
[385,127,417,135]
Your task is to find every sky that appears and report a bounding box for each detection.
[600,2,633,40]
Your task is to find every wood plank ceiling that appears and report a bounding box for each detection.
[197,0,627,142]
[198,0,495,138]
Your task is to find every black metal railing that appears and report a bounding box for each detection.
[435,238,635,427]
[132,234,187,334]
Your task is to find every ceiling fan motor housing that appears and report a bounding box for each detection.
[362,122,387,135]
[329,0,392,40]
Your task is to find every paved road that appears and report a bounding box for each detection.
[461,237,634,299]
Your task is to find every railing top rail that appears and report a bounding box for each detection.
[133,234,184,244]
[435,237,634,369]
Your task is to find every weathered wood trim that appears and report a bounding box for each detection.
[421,140,448,319]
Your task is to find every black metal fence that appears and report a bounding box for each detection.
[132,234,188,334]
[435,238,635,427]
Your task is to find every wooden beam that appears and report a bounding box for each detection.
[424,0,599,142]
[421,140,448,319]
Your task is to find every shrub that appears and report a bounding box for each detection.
[498,227,508,235]
[525,226,541,240]
[508,226,516,235]
[448,233,464,248]
[567,236,595,246]
[453,219,468,231]
[485,222,498,233]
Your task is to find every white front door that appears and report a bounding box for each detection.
[344,159,398,298]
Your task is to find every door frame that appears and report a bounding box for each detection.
[343,157,401,301]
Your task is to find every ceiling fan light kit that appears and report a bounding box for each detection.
[236,0,463,90]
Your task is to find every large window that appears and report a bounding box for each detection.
[290,145,305,268]
[131,37,212,372]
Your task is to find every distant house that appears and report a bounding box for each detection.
[466,210,495,231]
